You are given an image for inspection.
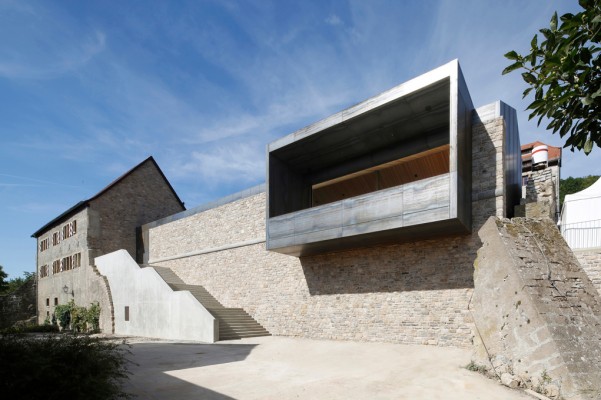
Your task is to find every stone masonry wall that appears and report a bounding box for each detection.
[36,207,113,332]
[575,248,601,296]
[89,159,185,262]
[148,116,508,347]
[36,159,184,332]
[474,217,601,400]
[526,169,556,220]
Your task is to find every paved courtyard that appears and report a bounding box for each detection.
[124,336,532,400]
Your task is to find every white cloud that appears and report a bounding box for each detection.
[172,142,265,187]
[325,14,343,26]
[0,28,106,79]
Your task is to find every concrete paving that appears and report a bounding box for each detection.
[124,336,532,400]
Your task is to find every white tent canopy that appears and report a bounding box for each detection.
[560,177,601,249]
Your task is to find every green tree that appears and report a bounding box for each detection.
[503,0,601,154]
[0,270,34,295]
[559,174,600,205]
[0,265,7,293]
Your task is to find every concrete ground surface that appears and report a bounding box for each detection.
[123,336,532,400]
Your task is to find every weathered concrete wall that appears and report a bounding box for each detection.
[96,250,217,342]
[146,113,509,347]
[473,217,601,400]
[0,278,36,329]
[574,248,601,296]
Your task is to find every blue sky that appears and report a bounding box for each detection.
[1,0,598,279]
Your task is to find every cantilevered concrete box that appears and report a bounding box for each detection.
[267,60,474,256]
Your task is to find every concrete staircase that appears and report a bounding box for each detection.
[145,265,270,341]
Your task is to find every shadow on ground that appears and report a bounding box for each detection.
[123,342,257,399]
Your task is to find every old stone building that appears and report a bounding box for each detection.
[32,156,185,331]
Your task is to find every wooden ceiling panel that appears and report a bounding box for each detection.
[312,145,450,207]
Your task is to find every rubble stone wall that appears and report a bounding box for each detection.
[146,115,509,347]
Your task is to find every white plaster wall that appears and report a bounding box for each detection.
[96,250,217,342]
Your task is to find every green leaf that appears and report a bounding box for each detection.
[504,50,520,60]
[593,15,601,24]
[531,34,538,49]
[550,12,558,30]
[530,51,537,67]
[584,138,593,154]
[522,87,534,98]
[582,95,593,105]
[522,72,537,84]
[545,55,562,67]
[502,61,523,75]
[591,87,601,99]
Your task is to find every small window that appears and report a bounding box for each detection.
[46,298,50,307]
[124,306,130,321]
[46,311,50,317]
[40,238,50,252]
[54,298,58,306]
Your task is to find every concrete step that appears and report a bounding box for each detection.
[144,264,270,342]
[220,326,267,332]
[219,328,270,335]
[218,328,268,333]
[219,332,271,340]
[148,265,186,285]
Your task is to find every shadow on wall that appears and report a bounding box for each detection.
[299,234,477,296]
[124,342,257,399]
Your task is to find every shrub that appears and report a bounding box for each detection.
[86,302,101,332]
[0,333,131,399]
[52,300,101,333]
[54,302,73,330]
[71,304,88,333]
[0,324,60,334]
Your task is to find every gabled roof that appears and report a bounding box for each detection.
[31,156,184,238]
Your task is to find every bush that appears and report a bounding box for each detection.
[54,302,72,330]
[71,304,88,333]
[86,302,101,332]
[0,324,60,334]
[0,333,131,399]
[53,300,101,333]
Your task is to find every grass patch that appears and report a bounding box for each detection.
[466,360,489,374]
[0,333,132,399]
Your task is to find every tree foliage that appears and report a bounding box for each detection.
[0,266,7,293]
[0,271,35,295]
[559,174,600,206]
[503,0,601,154]
[0,334,131,399]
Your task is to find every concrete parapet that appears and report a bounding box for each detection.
[472,217,601,400]
[96,250,217,342]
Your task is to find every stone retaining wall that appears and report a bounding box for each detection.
[145,113,509,347]
[473,217,601,400]
[574,248,601,296]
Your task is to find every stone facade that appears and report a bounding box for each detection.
[145,112,510,347]
[574,248,601,296]
[34,157,185,331]
[35,207,113,329]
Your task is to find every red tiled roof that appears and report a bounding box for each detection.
[521,141,562,163]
